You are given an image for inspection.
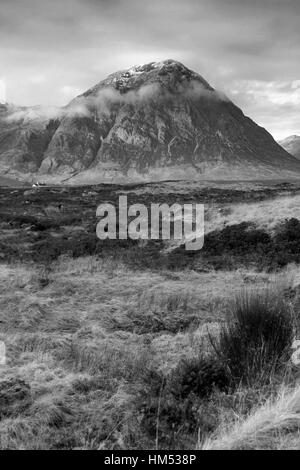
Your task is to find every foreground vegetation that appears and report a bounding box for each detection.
[0,256,299,449]
[0,181,300,449]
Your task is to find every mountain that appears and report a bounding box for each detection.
[0,174,26,187]
[1,60,300,183]
[279,135,300,160]
[0,103,61,174]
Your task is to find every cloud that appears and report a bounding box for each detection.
[0,0,300,138]
[230,80,300,106]
[28,74,47,85]
[0,79,6,103]
[185,80,228,101]
[226,80,300,140]
[66,77,227,119]
[66,83,162,117]
[4,105,64,123]
[60,85,84,100]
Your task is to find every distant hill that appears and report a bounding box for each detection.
[0,174,27,187]
[1,60,300,182]
[279,135,300,160]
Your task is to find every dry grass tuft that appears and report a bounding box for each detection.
[0,255,299,449]
[203,385,300,450]
[210,282,295,387]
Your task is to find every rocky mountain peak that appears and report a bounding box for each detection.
[81,59,213,98]
[1,60,300,182]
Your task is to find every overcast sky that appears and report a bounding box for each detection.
[0,0,299,139]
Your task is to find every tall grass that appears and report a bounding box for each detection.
[210,285,296,387]
[203,385,300,450]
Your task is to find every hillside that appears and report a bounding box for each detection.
[279,135,300,160]
[1,61,300,182]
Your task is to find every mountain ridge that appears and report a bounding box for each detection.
[1,60,300,183]
[279,135,300,160]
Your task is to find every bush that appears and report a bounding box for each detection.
[275,218,300,245]
[139,368,200,449]
[138,357,230,449]
[172,218,300,272]
[0,212,60,231]
[204,222,271,256]
[211,287,295,387]
[170,356,230,399]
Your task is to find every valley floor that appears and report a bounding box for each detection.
[1,180,300,449]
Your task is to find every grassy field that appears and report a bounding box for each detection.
[0,180,300,449]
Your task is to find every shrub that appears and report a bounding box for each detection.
[211,286,295,387]
[275,218,300,245]
[138,358,230,449]
[170,356,230,400]
[204,222,271,256]
[175,218,300,271]
[139,368,200,449]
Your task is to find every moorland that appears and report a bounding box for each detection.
[1,180,300,449]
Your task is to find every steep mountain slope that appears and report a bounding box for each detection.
[0,104,61,174]
[279,135,300,160]
[1,60,300,182]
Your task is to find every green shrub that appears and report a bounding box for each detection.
[139,368,200,449]
[210,287,295,387]
[138,357,230,449]
[204,222,271,256]
[170,356,230,399]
